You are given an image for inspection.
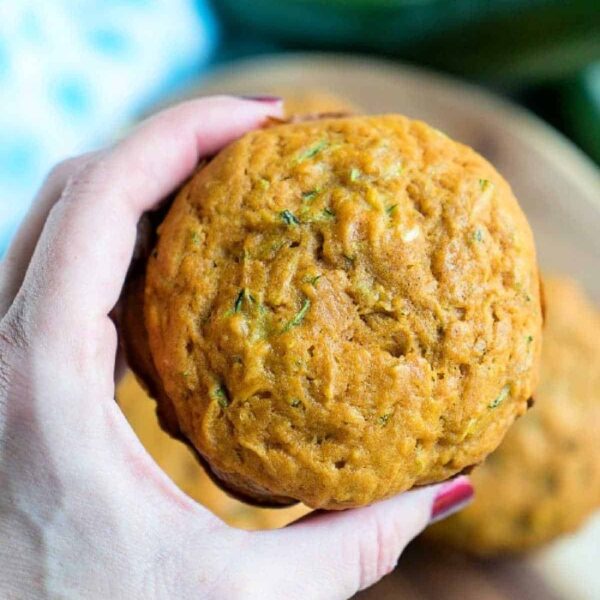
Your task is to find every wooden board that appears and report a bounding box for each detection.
[357,541,563,600]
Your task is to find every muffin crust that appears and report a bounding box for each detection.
[426,277,600,554]
[126,115,542,509]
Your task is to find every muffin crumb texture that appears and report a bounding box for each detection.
[141,115,542,509]
[426,276,600,554]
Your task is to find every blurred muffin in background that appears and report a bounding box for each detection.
[273,88,362,117]
[117,374,310,529]
[425,276,600,555]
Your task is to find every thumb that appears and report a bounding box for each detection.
[242,477,473,599]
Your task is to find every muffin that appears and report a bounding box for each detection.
[120,114,542,509]
[117,373,309,529]
[276,88,361,117]
[425,276,600,554]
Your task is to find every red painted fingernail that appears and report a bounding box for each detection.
[430,477,474,524]
[240,95,282,103]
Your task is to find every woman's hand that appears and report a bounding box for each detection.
[0,96,473,600]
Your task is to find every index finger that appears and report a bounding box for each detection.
[0,153,96,319]
[13,96,283,335]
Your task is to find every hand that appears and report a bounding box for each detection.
[0,96,473,600]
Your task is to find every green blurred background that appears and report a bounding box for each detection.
[212,0,600,163]
[1,1,598,258]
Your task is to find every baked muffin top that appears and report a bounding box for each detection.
[425,276,600,554]
[139,114,542,509]
[276,88,361,117]
[117,373,310,529]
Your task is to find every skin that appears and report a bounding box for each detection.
[0,96,469,599]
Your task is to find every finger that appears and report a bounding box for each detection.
[0,153,95,319]
[245,477,473,599]
[14,96,282,337]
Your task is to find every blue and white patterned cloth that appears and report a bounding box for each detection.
[0,0,217,256]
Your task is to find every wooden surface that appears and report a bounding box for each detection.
[356,541,562,600]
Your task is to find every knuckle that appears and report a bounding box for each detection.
[356,515,405,591]
[70,155,142,223]
[45,152,96,189]
[45,158,72,184]
[62,151,141,215]
[43,158,78,192]
[61,154,108,201]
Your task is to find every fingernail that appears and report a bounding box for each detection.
[240,95,282,103]
[430,477,474,524]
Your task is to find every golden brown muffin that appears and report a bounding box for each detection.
[116,373,309,529]
[276,88,361,117]
[122,114,542,510]
[425,276,600,555]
